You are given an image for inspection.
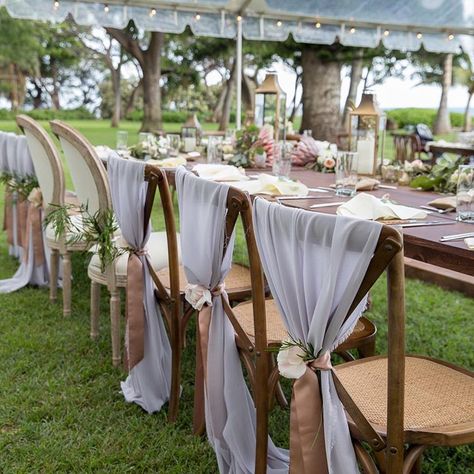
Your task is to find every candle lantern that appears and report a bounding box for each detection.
[181,114,202,152]
[254,72,286,141]
[349,93,386,176]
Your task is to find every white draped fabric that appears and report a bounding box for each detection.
[252,198,382,474]
[0,132,50,292]
[175,166,288,474]
[108,156,172,414]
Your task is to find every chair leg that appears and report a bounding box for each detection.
[255,353,270,474]
[168,305,181,424]
[193,321,206,436]
[49,248,59,302]
[62,250,72,317]
[90,281,100,339]
[110,288,121,367]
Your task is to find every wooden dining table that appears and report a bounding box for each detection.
[271,169,474,277]
[427,141,474,158]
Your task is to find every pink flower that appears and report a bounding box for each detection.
[323,157,336,169]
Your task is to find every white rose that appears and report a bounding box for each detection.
[184,284,212,311]
[277,343,307,379]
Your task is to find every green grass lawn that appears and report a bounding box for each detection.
[0,119,473,472]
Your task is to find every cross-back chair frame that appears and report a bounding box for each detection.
[198,185,406,474]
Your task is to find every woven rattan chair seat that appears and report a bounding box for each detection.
[157,263,252,297]
[336,356,474,440]
[233,299,372,345]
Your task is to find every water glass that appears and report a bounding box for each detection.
[167,134,180,156]
[138,132,153,145]
[456,164,474,223]
[272,142,292,178]
[207,136,224,164]
[335,152,358,196]
[116,131,128,151]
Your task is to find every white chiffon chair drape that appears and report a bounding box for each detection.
[108,156,172,413]
[252,198,382,474]
[0,133,49,293]
[175,166,288,474]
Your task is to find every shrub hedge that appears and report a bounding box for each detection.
[0,107,95,121]
[386,108,465,129]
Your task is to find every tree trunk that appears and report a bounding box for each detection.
[140,32,163,132]
[50,60,61,110]
[111,65,121,128]
[463,91,472,132]
[123,79,142,119]
[242,73,255,115]
[106,29,163,132]
[212,81,227,123]
[9,63,19,111]
[219,61,236,131]
[341,51,364,131]
[301,48,341,142]
[434,53,452,135]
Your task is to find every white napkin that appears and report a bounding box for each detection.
[193,164,248,181]
[229,173,308,196]
[337,193,427,220]
[95,145,117,162]
[148,156,187,168]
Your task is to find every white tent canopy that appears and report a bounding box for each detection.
[2,0,473,129]
[2,0,473,54]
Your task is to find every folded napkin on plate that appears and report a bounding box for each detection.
[147,156,187,168]
[193,163,248,181]
[229,173,308,196]
[428,196,456,210]
[337,193,427,220]
[356,177,380,191]
[465,238,474,250]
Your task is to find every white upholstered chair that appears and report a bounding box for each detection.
[16,115,86,312]
[50,120,173,367]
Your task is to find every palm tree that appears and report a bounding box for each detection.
[453,57,474,131]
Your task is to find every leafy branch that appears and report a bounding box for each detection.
[0,172,39,199]
[43,202,124,273]
[267,334,316,361]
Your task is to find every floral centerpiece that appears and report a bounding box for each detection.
[409,155,462,193]
[129,135,168,160]
[228,124,274,168]
[291,136,337,173]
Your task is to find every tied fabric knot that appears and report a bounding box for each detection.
[290,350,333,474]
[185,282,226,311]
[125,246,150,371]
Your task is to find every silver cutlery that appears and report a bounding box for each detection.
[310,202,345,209]
[277,195,334,201]
[398,220,455,228]
[440,231,474,242]
[419,205,455,214]
[378,184,398,190]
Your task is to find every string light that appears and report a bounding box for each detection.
[416,32,423,39]
[195,13,201,21]
[53,0,59,10]
[276,20,282,27]
[149,8,156,17]
[103,4,109,13]
[349,27,356,34]
[448,33,454,40]
[236,15,242,22]
[315,21,321,28]
[383,29,390,36]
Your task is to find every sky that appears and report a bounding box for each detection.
[271,62,471,113]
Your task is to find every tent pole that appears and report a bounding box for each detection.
[236,18,243,130]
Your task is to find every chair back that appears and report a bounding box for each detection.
[50,120,111,215]
[251,199,406,471]
[16,115,65,210]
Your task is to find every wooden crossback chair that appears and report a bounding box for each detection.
[227,193,473,474]
[141,165,181,422]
